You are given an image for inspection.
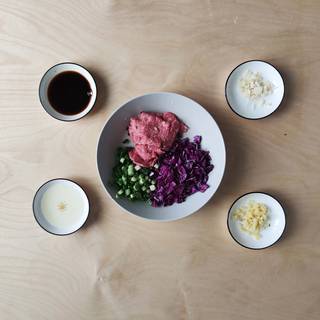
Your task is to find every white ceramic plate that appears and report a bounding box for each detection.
[39,62,97,121]
[33,179,89,235]
[97,92,226,221]
[227,192,286,249]
[225,60,284,119]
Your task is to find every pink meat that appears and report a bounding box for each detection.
[128,112,187,167]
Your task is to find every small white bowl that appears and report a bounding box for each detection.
[225,60,284,120]
[33,179,90,235]
[97,92,226,221]
[39,62,97,121]
[227,192,286,249]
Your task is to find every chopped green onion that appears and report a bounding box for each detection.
[121,176,127,185]
[112,148,153,202]
[135,192,142,199]
[128,165,134,176]
[149,185,156,191]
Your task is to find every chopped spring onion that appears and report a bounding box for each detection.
[112,148,154,202]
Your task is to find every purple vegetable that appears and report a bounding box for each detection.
[150,136,214,207]
[193,135,202,144]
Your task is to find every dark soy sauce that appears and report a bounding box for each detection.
[48,71,92,115]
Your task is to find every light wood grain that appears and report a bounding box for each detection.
[0,0,319,319]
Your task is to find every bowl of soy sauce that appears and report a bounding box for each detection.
[39,62,97,121]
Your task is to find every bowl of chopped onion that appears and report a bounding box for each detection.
[225,60,285,120]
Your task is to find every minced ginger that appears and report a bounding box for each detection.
[233,201,269,240]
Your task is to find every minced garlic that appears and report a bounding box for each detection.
[239,70,274,102]
[233,201,269,240]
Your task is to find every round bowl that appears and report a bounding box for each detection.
[39,62,97,121]
[227,192,286,249]
[97,92,226,221]
[33,178,90,235]
[225,60,284,120]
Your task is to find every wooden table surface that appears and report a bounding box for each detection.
[1,1,319,319]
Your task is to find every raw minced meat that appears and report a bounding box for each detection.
[128,112,187,167]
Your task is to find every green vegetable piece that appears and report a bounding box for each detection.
[117,189,124,195]
[125,189,131,196]
[121,176,127,185]
[120,157,125,164]
[128,165,134,176]
[135,192,142,199]
[141,168,149,175]
[131,176,137,182]
[149,185,156,191]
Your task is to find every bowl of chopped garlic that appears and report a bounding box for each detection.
[227,192,286,249]
[225,60,284,120]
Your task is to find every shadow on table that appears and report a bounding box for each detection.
[70,177,103,231]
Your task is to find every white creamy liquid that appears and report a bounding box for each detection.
[40,183,86,229]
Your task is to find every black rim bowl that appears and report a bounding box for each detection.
[38,62,97,122]
[32,178,90,236]
[225,59,285,120]
[227,191,286,250]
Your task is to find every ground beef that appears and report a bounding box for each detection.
[128,112,187,167]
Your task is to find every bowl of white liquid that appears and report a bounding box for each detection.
[33,179,90,235]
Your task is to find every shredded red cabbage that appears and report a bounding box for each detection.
[150,135,214,207]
